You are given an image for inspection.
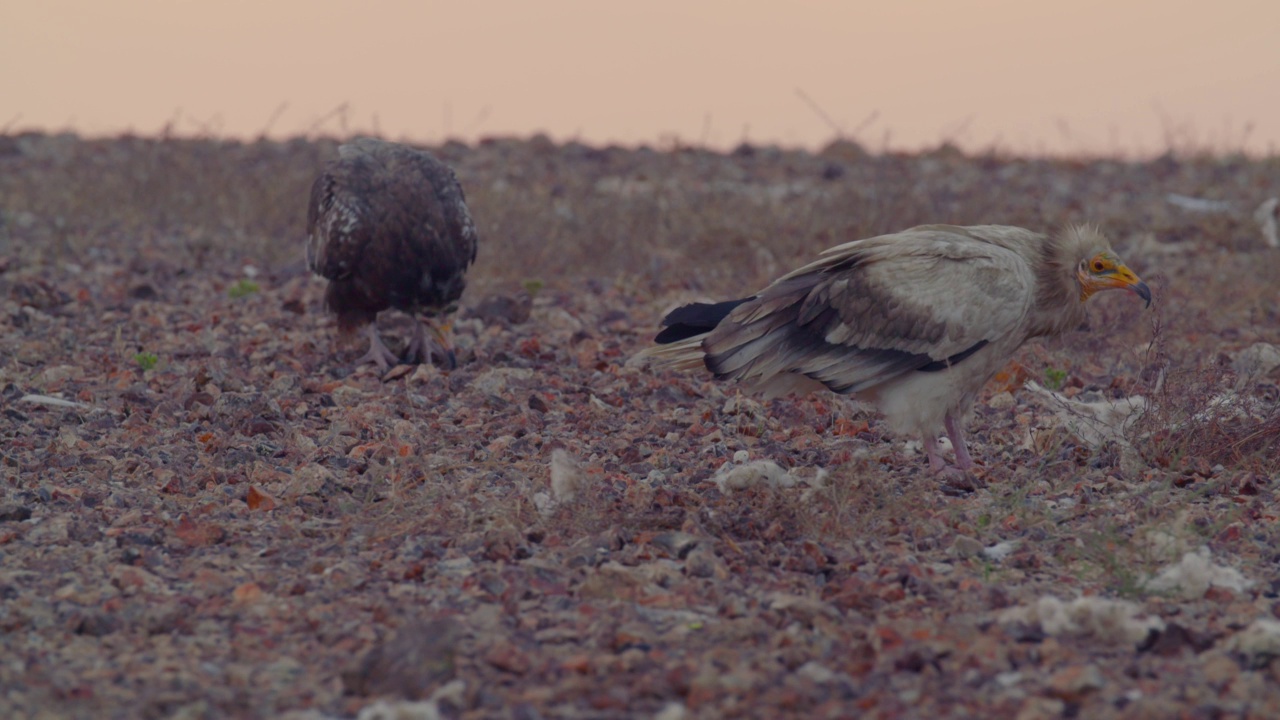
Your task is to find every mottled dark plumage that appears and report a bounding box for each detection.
[307,137,477,370]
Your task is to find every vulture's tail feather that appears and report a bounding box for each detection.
[637,335,708,370]
[653,298,750,344]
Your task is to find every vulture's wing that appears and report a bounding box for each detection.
[434,166,479,270]
[305,160,377,282]
[380,145,479,274]
[702,226,1037,395]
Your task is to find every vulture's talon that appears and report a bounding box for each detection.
[937,467,985,495]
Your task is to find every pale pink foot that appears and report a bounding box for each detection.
[355,324,400,372]
[923,434,949,474]
[924,425,983,493]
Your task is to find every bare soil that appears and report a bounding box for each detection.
[1,133,1279,719]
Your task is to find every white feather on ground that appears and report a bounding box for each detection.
[999,596,1165,646]
[549,449,586,504]
[1224,620,1280,668]
[1143,547,1253,600]
[533,450,589,516]
[1023,381,1148,449]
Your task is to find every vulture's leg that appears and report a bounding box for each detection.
[405,316,457,369]
[355,324,400,372]
[925,431,982,492]
[922,434,949,474]
[944,412,974,470]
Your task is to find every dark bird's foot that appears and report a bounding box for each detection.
[356,325,402,373]
[406,317,458,370]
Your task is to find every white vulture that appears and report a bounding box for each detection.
[644,224,1152,478]
[306,137,478,371]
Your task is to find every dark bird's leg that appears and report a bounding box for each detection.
[944,412,974,471]
[406,317,457,369]
[356,324,401,372]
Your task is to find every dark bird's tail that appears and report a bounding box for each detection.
[653,298,750,344]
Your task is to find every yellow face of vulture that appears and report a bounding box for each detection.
[1077,252,1151,307]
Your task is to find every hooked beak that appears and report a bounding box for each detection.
[1084,264,1152,308]
[1131,280,1153,308]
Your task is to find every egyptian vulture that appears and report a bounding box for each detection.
[306,137,478,370]
[644,224,1151,477]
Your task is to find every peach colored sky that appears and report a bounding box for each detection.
[3,0,1278,156]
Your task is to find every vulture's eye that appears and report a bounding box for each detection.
[1092,260,1105,272]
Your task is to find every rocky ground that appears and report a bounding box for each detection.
[1,133,1279,719]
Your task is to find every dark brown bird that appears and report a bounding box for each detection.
[306,137,478,370]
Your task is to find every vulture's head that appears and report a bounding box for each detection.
[1063,227,1152,308]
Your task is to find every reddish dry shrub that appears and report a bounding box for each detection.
[1129,315,1280,474]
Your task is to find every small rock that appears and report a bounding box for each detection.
[473,368,534,397]
[995,671,1023,688]
[38,365,83,385]
[266,375,300,398]
[128,283,158,300]
[354,700,445,720]
[987,391,1016,410]
[0,504,32,522]
[714,460,792,492]
[1223,618,1280,668]
[73,609,120,637]
[652,532,700,559]
[483,639,532,675]
[1046,663,1104,701]
[549,449,585,504]
[437,556,475,576]
[470,292,533,325]
[795,661,837,684]
[343,619,462,698]
[948,535,984,558]
[109,565,169,595]
[290,463,336,495]
[26,516,70,545]
[1139,622,1213,656]
[766,593,838,625]
[983,541,1018,562]
[213,391,265,417]
[1199,650,1241,686]
[577,562,647,601]
[653,702,688,720]
[1015,697,1066,720]
[684,545,726,580]
[1233,343,1280,379]
[329,386,365,407]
